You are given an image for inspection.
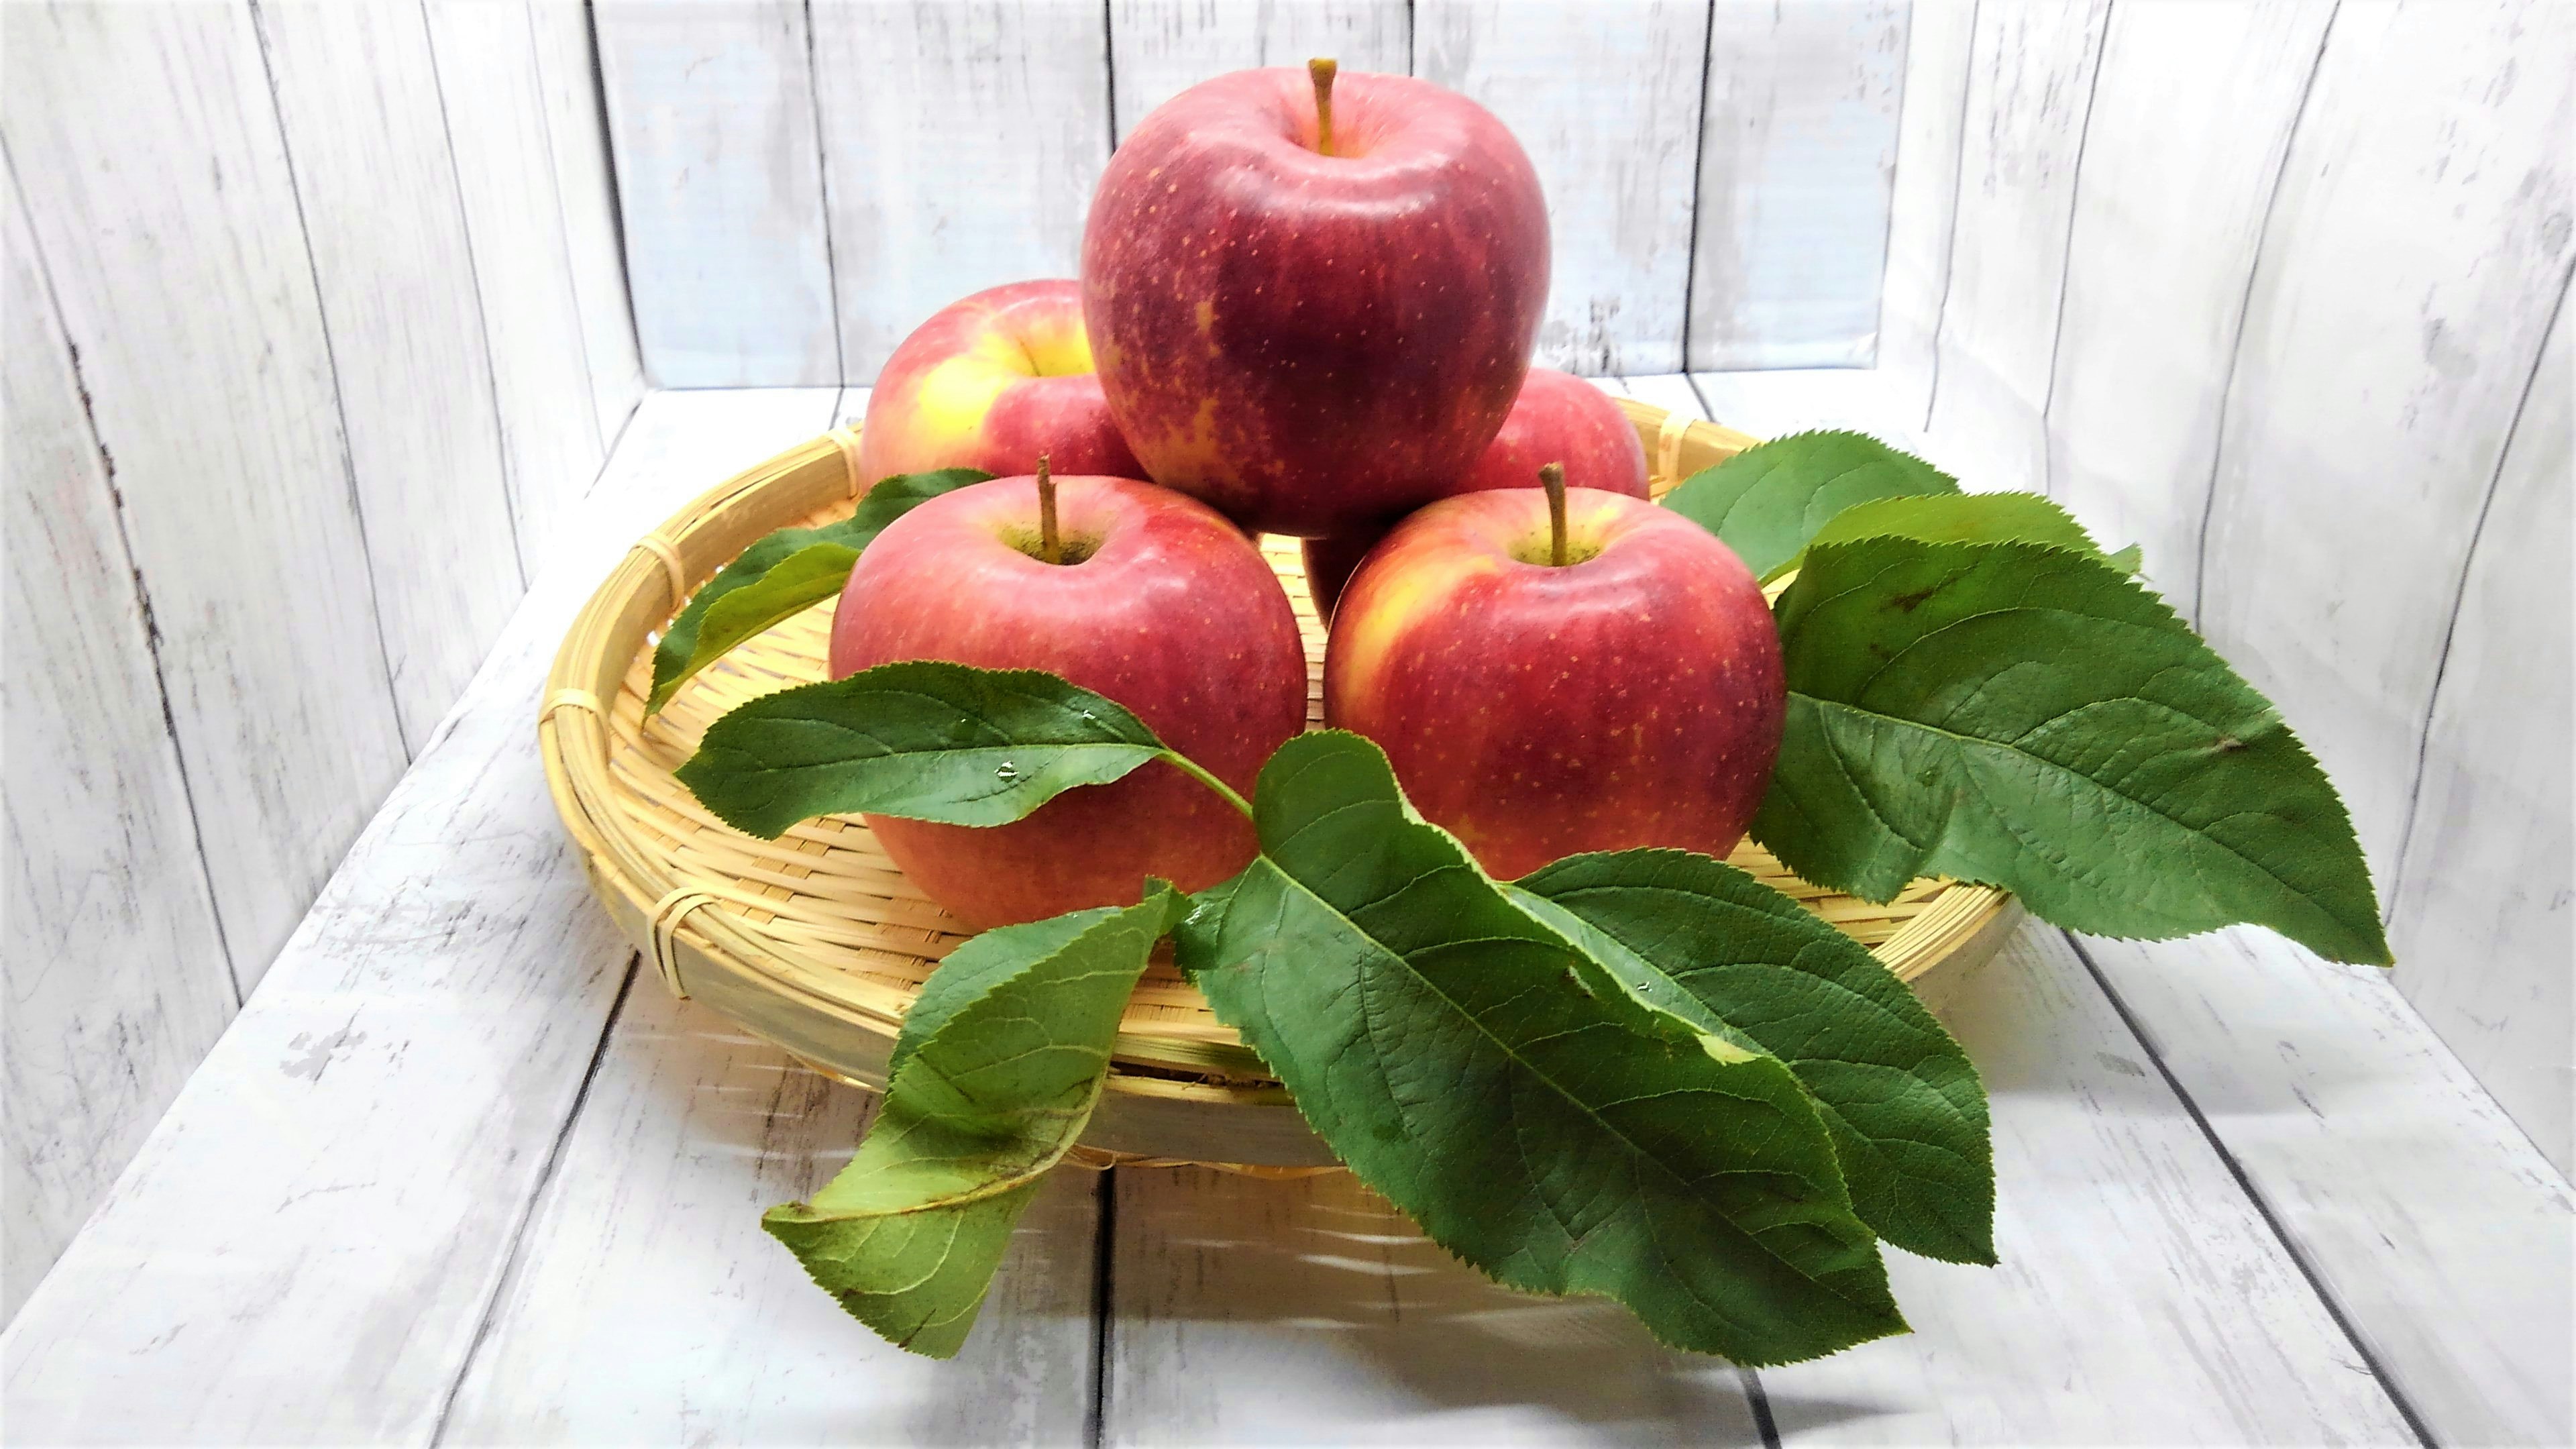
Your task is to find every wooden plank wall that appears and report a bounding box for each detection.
[0,0,640,1322]
[1864,0,2574,1175]
[596,0,1914,384]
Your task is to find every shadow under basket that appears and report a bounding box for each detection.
[539,398,2023,1169]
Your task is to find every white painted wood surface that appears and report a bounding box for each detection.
[1104,1165,1768,1446]
[810,0,1115,379]
[594,0,839,388]
[425,0,610,563]
[2387,289,2573,1176]
[3,0,411,986]
[1110,0,1410,144]
[4,0,639,1313]
[2041,0,2335,610]
[1879,0,2576,1177]
[602,1,1910,382]
[12,380,2563,1445]
[0,390,837,1441]
[1666,366,2569,1446]
[1758,926,2416,1446]
[1414,0,1711,376]
[1918,0,2107,497]
[439,992,1102,1446]
[1689,0,1907,372]
[529,0,650,445]
[2078,929,2573,1446]
[1872,0,1972,428]
[2195,0,2576,885]
[1,168,237,1326]
[250,0,527,749]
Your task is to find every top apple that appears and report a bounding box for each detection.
[1082,63,1549,537]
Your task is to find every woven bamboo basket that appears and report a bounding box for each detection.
[539,398,2022,1169]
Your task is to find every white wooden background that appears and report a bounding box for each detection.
[6,3,2569,1418]
[2,0,643,1322]
[1864,0,2574,1182]
[594,0,1911,385]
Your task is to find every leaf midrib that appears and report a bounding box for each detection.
[1799,691,2337,922]
[1256,856,1881,1311]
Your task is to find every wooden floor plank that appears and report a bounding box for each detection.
[2077,929,2573,1446]
[1661,368,2564,1442]
[1103,1165,1766,1446]
[0,389,837,1444]
[435,985,1102,1446]
[1758,926,2416,1445]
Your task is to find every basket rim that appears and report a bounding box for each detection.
[537,403,2017,1118]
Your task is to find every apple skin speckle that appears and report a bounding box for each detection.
[830,476,1305,929]
[1083,67,1550,537]
[1324,489,1785,881]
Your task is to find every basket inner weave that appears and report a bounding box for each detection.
[607,504,1947,1069]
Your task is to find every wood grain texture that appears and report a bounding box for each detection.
[1688,0,1907,371]
[2196,0,2576,886]
[1110,0,1410,143]
[812,0,1114,380]
[252,0,528,750]
[528,0,649,439]
[2041,0,2335,609]
[1413,0,1711,376]
[1681,368,1924,449]
[439,993,1102,1445]
[1874,0,1975,426]
[1,0,410,985]
[1762,926,2416,1446]
[595,0,839,387]
[425,0,608,560]
[2387,285,2573,1176]
[0,388,838,1440]
[2077,928,2573,1446]
[1105,1165,1766,1445]
[1,166,238,1326]
[1919,0,2108,495]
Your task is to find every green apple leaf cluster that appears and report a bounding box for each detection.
[647,468,989,714]
[683,688,1988,1365]
[1660,433,2385,964]
[765,885,1184,1356]
[669,423,2390,1367]
[1660,429,1960,581]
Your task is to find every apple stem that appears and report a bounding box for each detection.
[1542,462,1568,567]
[1309,58,1338,157]
[1037,453,1061,565]
[1163,748,1256,822]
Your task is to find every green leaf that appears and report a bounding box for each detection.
[1512,850,1994,1265]
[647,469,990,714]
[1190,731,1905,1365]
[1167,867,1244,982]
[1758,536,2389,964]
[1662,430,1958,580]
[1802,490,2106,563]
[676,660,1168,839]
[765,885,1184,1357]
[2105,543,2144,575]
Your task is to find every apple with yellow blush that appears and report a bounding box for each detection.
[1323,470,1784,881]
[1301,367,1651,619]
[857,280,1145,488]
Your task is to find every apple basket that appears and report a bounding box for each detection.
[538,399,2023,1168]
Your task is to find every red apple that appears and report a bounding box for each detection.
[1323,486,1784,881]
[1082,62,1548,536]
[857,280,1144,488]
[829,474,1305,929]
[1301,368,1652,618]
